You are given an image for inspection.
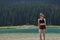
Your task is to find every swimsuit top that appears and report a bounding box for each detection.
[39,19,45,25]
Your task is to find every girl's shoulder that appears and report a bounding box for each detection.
[44,18,46,21]
[38,18,40,20]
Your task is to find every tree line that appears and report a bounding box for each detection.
[0,3,60,26]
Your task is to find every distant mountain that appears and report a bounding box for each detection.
[0,0,60,5]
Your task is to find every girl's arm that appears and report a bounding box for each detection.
[44,18,46,27]
[38,19,40,29]
[44,18,47,32]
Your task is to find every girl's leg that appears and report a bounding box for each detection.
[39,29,43,40]
[43,29,46,40]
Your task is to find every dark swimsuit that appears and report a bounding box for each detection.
[39,19,46,29]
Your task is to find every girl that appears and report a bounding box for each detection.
[38,13,46,40]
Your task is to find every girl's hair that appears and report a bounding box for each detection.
[40,13,44,17]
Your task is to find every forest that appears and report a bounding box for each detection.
[0,0,60,26]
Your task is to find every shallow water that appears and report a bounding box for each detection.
[0,28,60,33]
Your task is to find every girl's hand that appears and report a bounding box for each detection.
[45,29,47,32]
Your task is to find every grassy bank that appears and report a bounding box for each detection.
[0,25,60,29]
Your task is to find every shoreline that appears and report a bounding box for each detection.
[0,33,60,40]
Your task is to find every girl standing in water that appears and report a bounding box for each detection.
[38,13,46,40]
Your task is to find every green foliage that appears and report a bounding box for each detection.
[0,3,60,26]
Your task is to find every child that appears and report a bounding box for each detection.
[38,13,46,40]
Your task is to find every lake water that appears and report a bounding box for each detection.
[0,28,60,33]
